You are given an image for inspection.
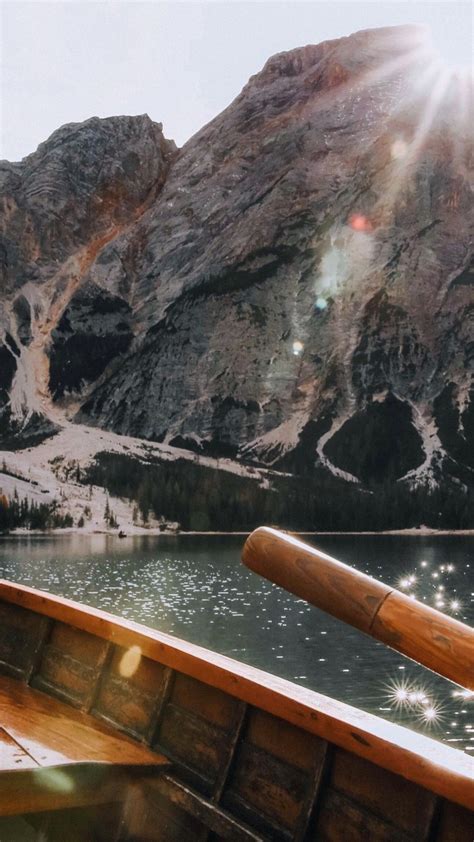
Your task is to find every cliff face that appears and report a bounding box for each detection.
[0,115,176,442]
[1,25,473,495]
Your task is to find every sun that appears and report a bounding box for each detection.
[350,23,473,213]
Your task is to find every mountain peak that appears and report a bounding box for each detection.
[0,28,472,518]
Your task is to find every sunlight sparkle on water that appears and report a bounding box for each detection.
[402,559,467,619]
[408,691,428,705]
[400,574,417,590]
[382,550,472,739]
[386,677,425,711]
[385,677,444,729]
[452,689,474,700]
[421,705,441,724]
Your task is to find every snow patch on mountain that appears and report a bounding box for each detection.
[316,411,360,484]
[400,401,445,488]
[0,421,286,532]
[241,410,310,465]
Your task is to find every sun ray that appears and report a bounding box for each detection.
[450,74,474,171]
[350,43,432,99]
[379,66,454,211]
[301,37,432,128]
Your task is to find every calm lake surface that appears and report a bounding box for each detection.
[0,533,472,753]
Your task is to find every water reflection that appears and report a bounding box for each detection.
[0,533,472,752]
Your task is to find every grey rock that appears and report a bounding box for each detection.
[0,114,176,437]
[1,25,473,493]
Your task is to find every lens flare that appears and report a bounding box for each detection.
[348,213,373,233]
[391,138,408,160]
[119,645,142,678]
[33,768,75,794]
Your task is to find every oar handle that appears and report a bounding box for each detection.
[242,527,474,690]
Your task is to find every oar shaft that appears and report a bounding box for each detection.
[242,527,474,690]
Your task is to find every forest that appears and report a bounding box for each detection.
[0,493,73,532]
[84,451,474,532]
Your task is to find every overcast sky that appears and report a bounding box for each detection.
[1,0,472,161]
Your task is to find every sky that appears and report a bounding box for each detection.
[1,0,472,161]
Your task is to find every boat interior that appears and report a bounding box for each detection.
[0,528,471,841]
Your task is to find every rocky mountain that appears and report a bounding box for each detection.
[0,114,176,444]
[1,25,473,526]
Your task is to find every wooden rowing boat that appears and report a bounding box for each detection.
[0,527,472,840]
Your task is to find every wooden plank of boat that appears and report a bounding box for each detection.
[0,763,145,819]
[0,531,472,842]
[0,673,168,767]
[0,673,169,817]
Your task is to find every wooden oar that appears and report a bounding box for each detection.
[242,527,474,691]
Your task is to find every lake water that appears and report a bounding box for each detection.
[0,533,472,753]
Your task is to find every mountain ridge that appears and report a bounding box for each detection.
[0,24,473,529]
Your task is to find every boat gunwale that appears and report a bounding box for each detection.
[0,579,472,812]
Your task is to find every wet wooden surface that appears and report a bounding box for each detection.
[0,728,37,771]
[242,527,391,634]
[372,590,474,690]
[0,674,169,768]
[242,527,474,689]
[0,672,170,818]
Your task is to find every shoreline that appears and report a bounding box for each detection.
[2,527,474,538]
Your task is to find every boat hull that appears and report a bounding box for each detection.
[0,580,472,841]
